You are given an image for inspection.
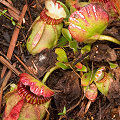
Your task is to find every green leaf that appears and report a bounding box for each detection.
[58,112,65,115]
[57,1,71,21]
[81,44,91,54]
[95,73,113,96]
[62,28,72,42]
[12,21,16,26]
[69,40,78,53]
[57,36,68,47]
[2,10,7,14]
[10,84,17,91]
[56,62,70,70]
[81,70,96,86]
[76,65,87,72]
[11,17,13,20]
[108,62,118,69]
[94,67,105,82]
[55,48,68,62]
[58,106,66,115]
[0,114,2,117]
[63,106,66,114]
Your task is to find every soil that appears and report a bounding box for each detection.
[0,0,120,120]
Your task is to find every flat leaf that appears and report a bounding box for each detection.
[2,10,7,14]
[94,67,105,82]
[57,36,68,47]
[76,65,87,72]
[62,28,72,42]
[75,62,83,69]
[95,73,113,96]
[81,70,96,86]
[69,40,78,53]
[58,106,66,115]
[55,48,68,62]
[108,61,118,69]
[81,44,91,54]
[57,1,71,21]
[56,62,70,70]
[63,106,66,114]
[58,112,65,115]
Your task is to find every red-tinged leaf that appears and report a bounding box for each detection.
[110,0,120,15]
[4,99,24,120]
[19,73,54,97]
[18,81,51,104]
[81,70,96,86]
[95,73,113,96]
[90,0,109,3]
[19,100,50,120]
[3,86,51,120]
[90,0,120,16]
[75,62,83,69]
[3,90,22,120]
[69,3,109,42]
[94,67,105,82]
[32,22,46,48]
[84,83,98,102]
[40,9,64,25]
[90,0,119,19]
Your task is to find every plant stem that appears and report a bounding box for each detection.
[42,65,60,83]
[90,35,120,45]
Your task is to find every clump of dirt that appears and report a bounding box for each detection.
[53,71,81,112]
[26,49,57,78]
[107,67,120,106]
[90,44,117,62]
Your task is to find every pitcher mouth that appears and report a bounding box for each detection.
[40,9,64,25]
[39,0,66,25]
[17,81,51,104]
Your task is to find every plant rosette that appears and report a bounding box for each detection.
[27,0,66,55]
[3,73,54,120]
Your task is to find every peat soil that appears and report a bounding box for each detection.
[0,0,120,120]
